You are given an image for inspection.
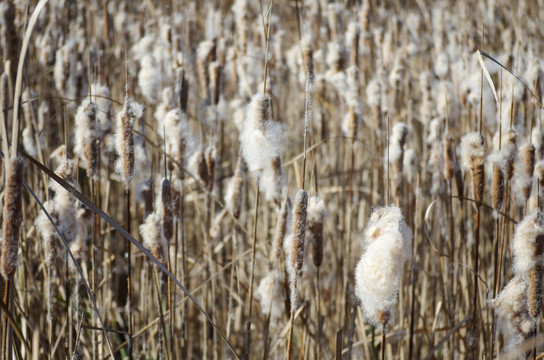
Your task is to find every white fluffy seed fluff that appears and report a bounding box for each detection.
[459,132,485,171]
[490,277,533,349]
[403,148,418,184]
[36,200,57,267]
[366,78,381,108]
[389,123,409,164]
[140,213,167,266]
[354,205,412,328]
[138,55,162,103]
[164,109,189,179]
[511,210,544,279]
[489,130,517,176]
[240,94,287,173]
[255,270,286,323]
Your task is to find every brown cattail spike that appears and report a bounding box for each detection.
[1,158,23,279]
[230,156,245,219]
[444,133,455,180]
[161,178,174,242]
[529,234,544,318]
[116,100,143,187]
[377,310,391,326]
[205,146,216,191]
[272,196,291,261]
[493,165,505,211]
[291,189,308,272]
[520,143,536,201]
[307,196,325,268]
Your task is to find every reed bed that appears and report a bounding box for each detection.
[1,0,544,359]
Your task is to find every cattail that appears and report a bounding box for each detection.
[1,1,17,78]
[389,123,409,199]
[197,40,215,100]
[138,55,162,103]
[179,69,189,113]
[444,132,456,180]
[491,277,532,348]
[519,143,536,201]
[347,21,360,67]
[256,270,286,323]
[36,201,57,268]
[291,190,308,272]
[240,93,286,174]
[342,66,362,139]
[272,196,291,261]
[225,156,245,219]
[261,156,285,205]
[511,211,544,319]
[403,148,418,185]
[188,150,208,186]
[232,0,249,52]
[164,109,188,181]
[115,98,143,187]
[492,165,505,211]
[161,178,174,242]
[140,213,167,267]
[205,146,216,191]
[1,158,23,279]
[307,195,326,268]
[460,132,485,206]
[209,61,221,105]
[74,100,100,179]
[355,205,412,328]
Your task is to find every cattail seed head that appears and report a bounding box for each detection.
[205,146,216,191]
[140,213,167,267]
[1,158,23,279]
[225,156,245,219]
[444,132,456,180]
[519,143,536,201]
[529,262,544,318]
[273,196,291,261]
[460,132,485,206]
[355,205,412,328]
[161,178,174,242]
[74,100,100,179]
[115,98,143,187]
[493,165,505,211]
[491,277,533,347]
[36,201,57,268]
[209,61,221,105]
[307,195,326,268]
[164,109,188,181]
[291,189,308,272]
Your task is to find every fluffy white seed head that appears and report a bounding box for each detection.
[354,205,412,328]
[511,210,544,279]
[240,94,287,173]
[459,132,485,171]
[490,277,533,349]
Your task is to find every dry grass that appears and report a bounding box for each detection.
[1,0,544,359]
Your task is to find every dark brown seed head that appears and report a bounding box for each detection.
[1,158,23,279]
[492,165,505,211]
[161,178,174,242]
[444,133,455,180]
